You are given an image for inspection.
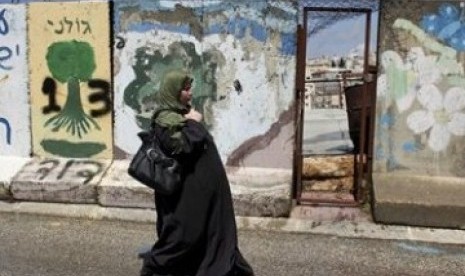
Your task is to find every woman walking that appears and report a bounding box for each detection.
[140,70,254,276]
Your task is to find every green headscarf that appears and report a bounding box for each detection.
[152,70,193,153]
[153,70,193,129]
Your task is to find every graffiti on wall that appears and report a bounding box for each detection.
[375,2,465,176]
[0,4,30,156]
[121,41,222,130]
[29,2,112,158]
[47,17,92,35]
[13,158,110,185]
[114,0,297,167]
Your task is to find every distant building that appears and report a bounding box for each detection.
[304,50,376,110]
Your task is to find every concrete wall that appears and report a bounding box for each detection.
[0,0,298,167]
[373,1,465,228]
[0,4,30,156]
[114,0,297,169]
[29,2,112,159]
[0,0,298,217]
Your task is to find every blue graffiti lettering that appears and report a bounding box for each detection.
[0,46,12,70]
[0,9,8,35]
[0,117,11,145]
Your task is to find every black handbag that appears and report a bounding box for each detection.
[128,113,182,195]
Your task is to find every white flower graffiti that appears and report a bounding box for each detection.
[406,84,465,152]
[378,48,443,113]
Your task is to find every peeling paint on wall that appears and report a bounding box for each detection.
[29,2,112,159]
[0,4,30,156]
[114,0,297,169]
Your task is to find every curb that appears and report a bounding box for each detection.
[1,201,464,245]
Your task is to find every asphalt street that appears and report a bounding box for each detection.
[0,213,464,276]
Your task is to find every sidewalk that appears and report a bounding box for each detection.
[1,156,465,246]
[1,201,464,246]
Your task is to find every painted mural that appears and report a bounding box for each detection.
[29,2,112,159]
[114,0,297,168]
[375,1,465,177]
[0,4,30,156]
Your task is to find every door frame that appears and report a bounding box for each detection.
[293,7,373,206]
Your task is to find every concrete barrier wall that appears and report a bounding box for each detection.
[0,0,297,217]
[375,1,465,176]
[0,4,30,156]
[29,2,113,159]
[0,0,297,169]
[373,1,465,228]
[113,0,297,169]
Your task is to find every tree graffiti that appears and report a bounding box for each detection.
[43,40,100,138]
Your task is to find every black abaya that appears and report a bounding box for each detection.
[142,120,254,276]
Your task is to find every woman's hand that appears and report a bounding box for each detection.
[184,108,203,122]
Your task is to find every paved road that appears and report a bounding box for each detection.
[1,213,464,276]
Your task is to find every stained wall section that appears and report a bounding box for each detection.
[113,0,297,169]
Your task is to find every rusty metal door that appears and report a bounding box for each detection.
[294,7,375,206]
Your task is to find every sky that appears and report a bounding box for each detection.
[307,11,379,59]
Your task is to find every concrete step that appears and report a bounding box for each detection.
[373,173,465,229]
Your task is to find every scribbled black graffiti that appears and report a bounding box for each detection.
[56,159,74,180]
[37,159,59,181]
[35,158,104,184]
[73,160,104,184]
[42,77,61,114]
[88,79,111,118]
[0,117,11,145]
[47,17,92,35]
[115,36,125,49]
[41,78,111,118]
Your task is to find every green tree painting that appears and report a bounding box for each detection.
[40,40,106,158]
[44,40,100,138]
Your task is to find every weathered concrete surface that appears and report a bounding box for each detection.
[98,162,292,217]
[0,157,31,200]
[10,158,112,204]
[227,167,292,217]
[98,160,155,209]
[373,173,465,229]
[1,156,292,217]
[290,205,371,222]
